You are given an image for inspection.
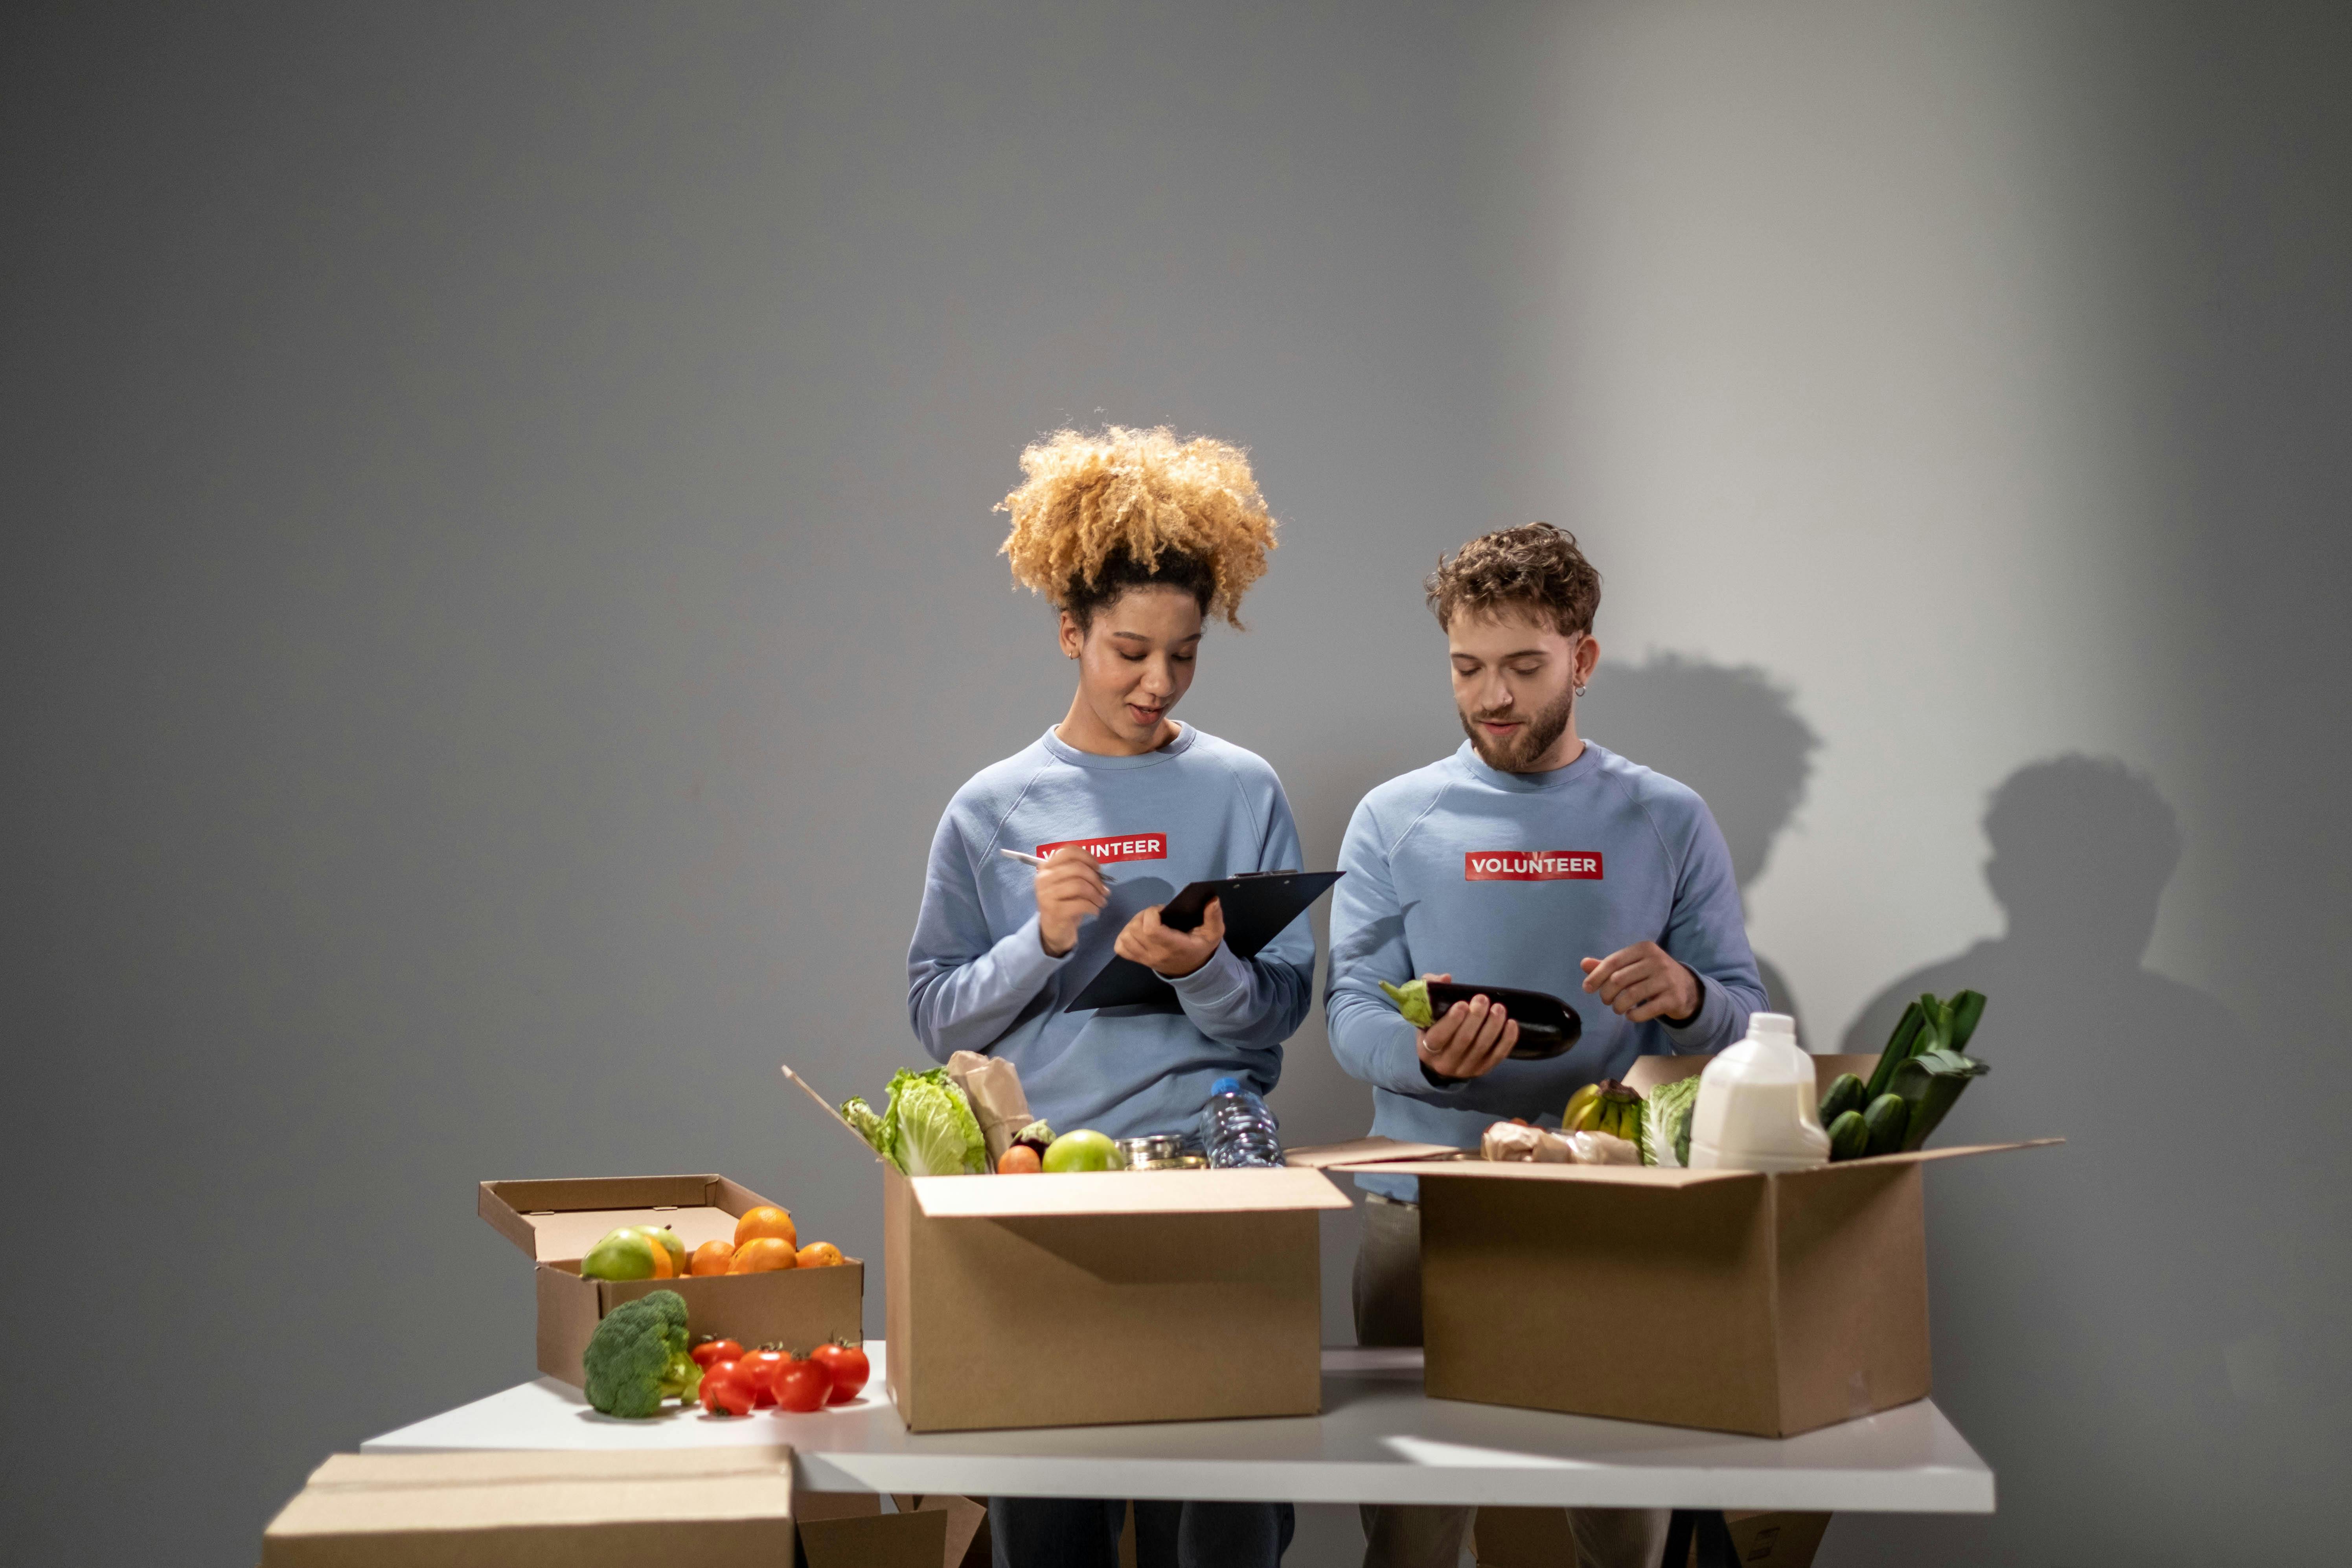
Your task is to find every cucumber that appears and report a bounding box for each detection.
[1826,1109,1869,1162]
[1861,1093,1909,1158]
[1819,1072,1867,1125]
[1865,1002,1925,1100]
[1945,990,1987,1054]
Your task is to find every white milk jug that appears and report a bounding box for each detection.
[1685,1012,1832,1172]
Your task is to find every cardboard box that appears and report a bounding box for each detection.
[797,1491,986,1568]
[1330,1054,2057,1438]
[1473,1506,1830,1568]
[260,1447,796,1566]
[780,1062,1351,1431]
[882,1160,1351,1430]
[480,1173,864,1384]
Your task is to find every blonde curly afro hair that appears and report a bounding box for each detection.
[996,425,1278,629]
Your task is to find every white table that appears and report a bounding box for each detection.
[365,1344,1993,1514]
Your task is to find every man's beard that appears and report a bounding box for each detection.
[1459,685,1576,773]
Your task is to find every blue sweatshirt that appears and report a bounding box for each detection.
[907,724,1315,1140]
[1326,740,1764,1197]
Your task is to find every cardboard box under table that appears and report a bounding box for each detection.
[1333,1054,2057,1439]
[881,1160,1351,1432]
[479,1173,863,1384]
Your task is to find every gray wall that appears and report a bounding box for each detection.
[3,4,2343,1565]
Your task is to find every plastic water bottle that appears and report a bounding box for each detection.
[1199,1077,1284,1168]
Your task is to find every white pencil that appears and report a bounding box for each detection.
[999,847,1118,885]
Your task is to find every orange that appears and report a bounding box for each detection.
[728,1236,798,1274]
[689,1240,736,1276]
[734,1205,797,1250]
[794,1241,844,1268]
[633,1226,688,1277]
[643,1239,674,1279]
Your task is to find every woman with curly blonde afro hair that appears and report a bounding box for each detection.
[997,423,1277,632]
[908,425,1306,1568]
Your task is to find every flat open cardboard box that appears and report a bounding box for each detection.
[1298,1055,2060,1438]
[261,1449,979,1568]
[783,1064,1350,1432]
[480,1173,864,1385]
[260,1447,798,1567]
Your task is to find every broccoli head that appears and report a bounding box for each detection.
[581,1289,700,1418]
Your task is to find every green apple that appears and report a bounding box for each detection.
[1042,1128,1122,1173]
[580,1228,660,1281]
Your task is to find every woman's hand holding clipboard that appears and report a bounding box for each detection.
[1063,869,1342,1012]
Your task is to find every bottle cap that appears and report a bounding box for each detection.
[1749,1012,1797,1040]
[1210,1077,1242,1096]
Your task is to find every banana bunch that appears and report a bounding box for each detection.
[1563,1079,1644,1147]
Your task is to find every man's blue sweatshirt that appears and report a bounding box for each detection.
[1326,740,1764,1197]
[907,724,1314,1140]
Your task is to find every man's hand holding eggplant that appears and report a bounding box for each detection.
[1410,971,1519,1082]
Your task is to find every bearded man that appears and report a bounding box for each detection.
[1324,522,1765,1568]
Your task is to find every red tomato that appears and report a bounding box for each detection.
[737,1349,788,1408]
[691,1338,746,1370]
[772,1356,831,1414]
[811,1343,870,1404]
[700,1360,756,1418]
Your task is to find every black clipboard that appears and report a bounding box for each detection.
[1065,869,1343,1013]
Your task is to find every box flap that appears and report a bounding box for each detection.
[1284,1136,1463,1169]
[478,1175,775,1264]
[1383,1159,1762,1188]
[1381,1138,2060,1188]
[906,1165,1352,1217]
[1794,1137,2064,1171]
[783,1064,895,1162]
[265,1448,794,1548]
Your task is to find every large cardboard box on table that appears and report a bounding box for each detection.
[782,1063,1352,1432]
[480,1173,863,1384]
[1325,1054,2057,1439]
[883,1160,1351,1430]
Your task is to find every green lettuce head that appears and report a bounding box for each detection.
[886,1067,988,1176]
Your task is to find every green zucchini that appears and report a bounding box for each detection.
[1861,1093,1909,1157]
[1819,1072,1867,1125]
[1826,1109,1869,1162]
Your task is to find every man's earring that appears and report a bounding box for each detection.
[1574,682,1589,698]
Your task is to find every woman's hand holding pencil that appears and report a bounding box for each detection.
[1010,846,1111,956]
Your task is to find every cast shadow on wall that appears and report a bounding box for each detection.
[1576,653,1818,1031]
[1831,756,2259,1566]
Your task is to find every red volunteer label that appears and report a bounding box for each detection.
[1035,832,1168,864]
[1464,850,1604,881]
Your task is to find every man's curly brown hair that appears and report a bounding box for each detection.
[997,426,1277,629]
[1426,522,1602,637]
